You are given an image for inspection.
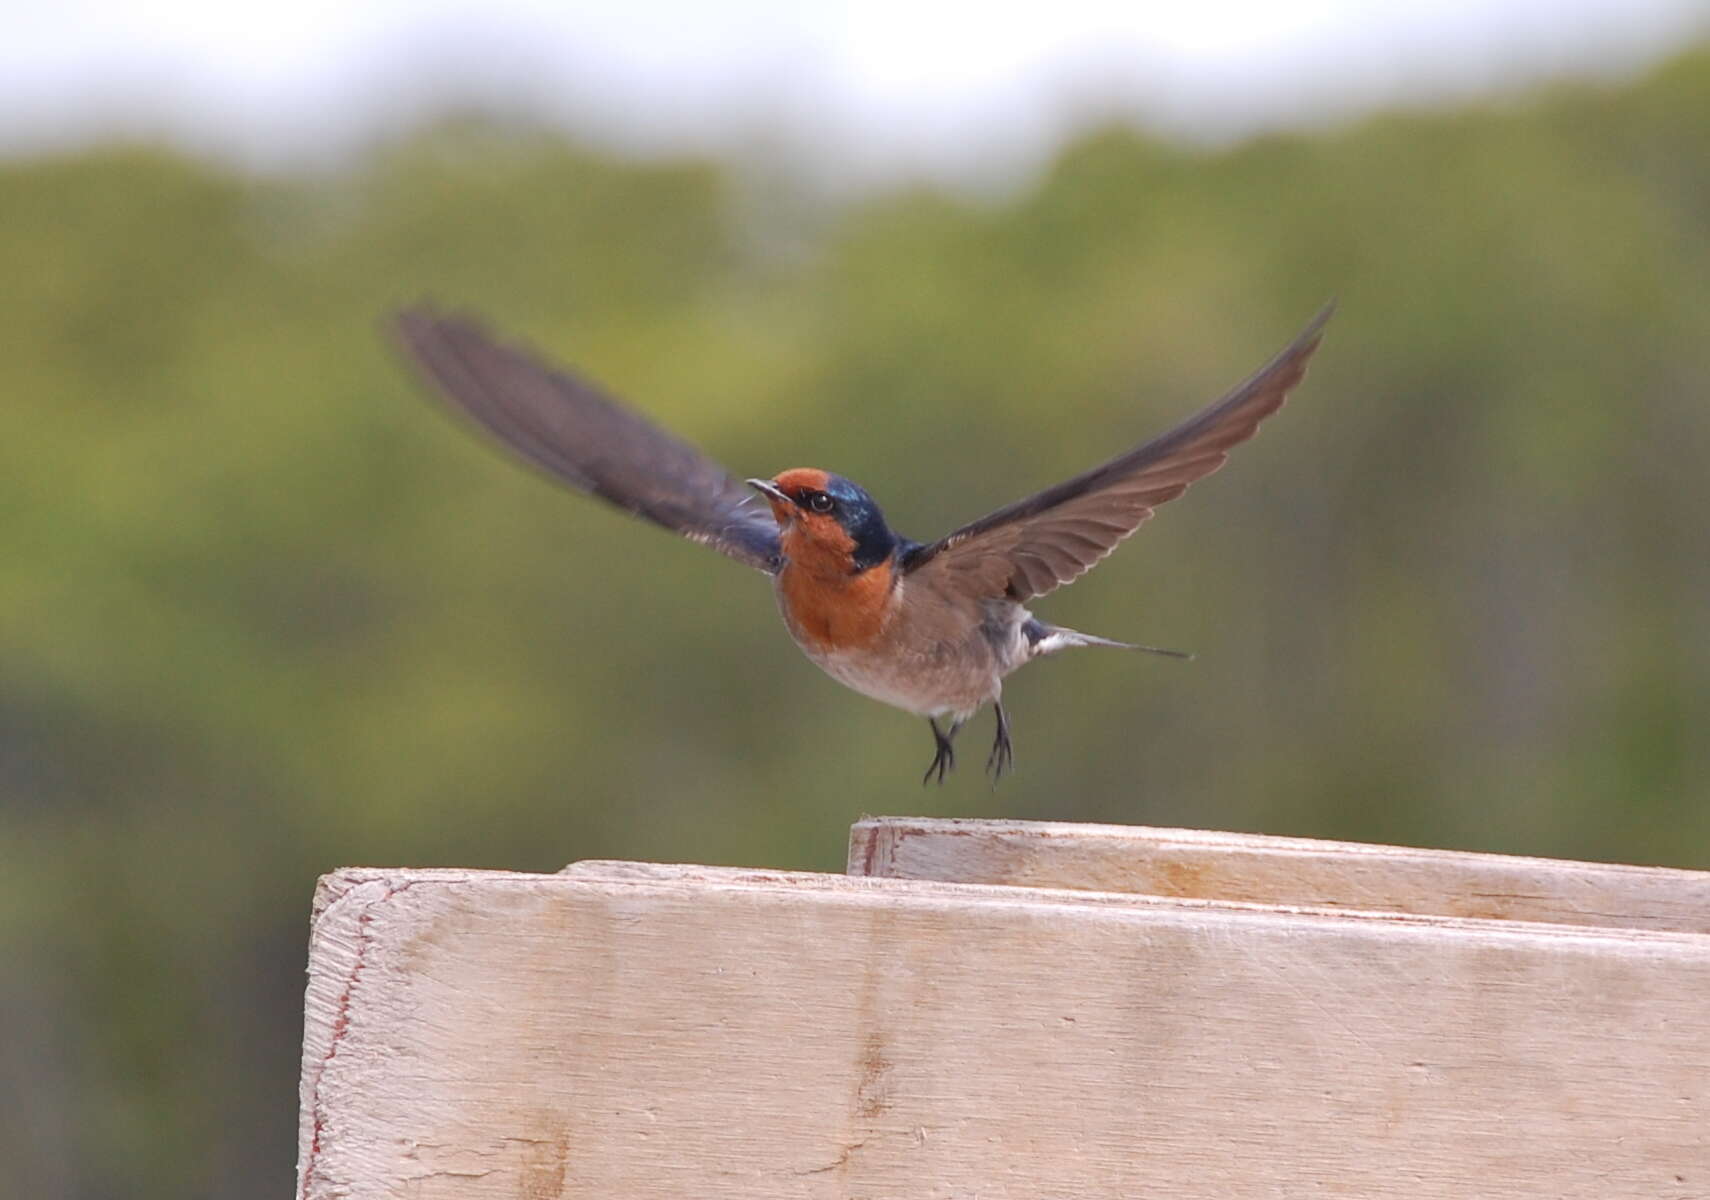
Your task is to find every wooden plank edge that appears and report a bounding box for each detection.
[847,816,1710,934]
[848,816,1710,883]
[557,860,1710,948]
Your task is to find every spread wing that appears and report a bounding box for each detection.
[902,303,1333,601]
[392,307,781,574]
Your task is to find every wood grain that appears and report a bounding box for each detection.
[300,863,1710,1198]
[849,817,1710,933]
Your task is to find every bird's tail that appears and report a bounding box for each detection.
[1023,619,1193,660]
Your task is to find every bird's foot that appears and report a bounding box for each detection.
[986,701,1013,783]
[922,717,959,786]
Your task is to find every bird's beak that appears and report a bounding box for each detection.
[746,478,792,507]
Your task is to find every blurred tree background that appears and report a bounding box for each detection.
[3,46,1709,1199]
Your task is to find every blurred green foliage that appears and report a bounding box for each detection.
[4,49,1710,1198]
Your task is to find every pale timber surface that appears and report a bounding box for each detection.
[300,863,1710,1199]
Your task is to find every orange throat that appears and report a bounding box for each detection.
[776,535,897,653]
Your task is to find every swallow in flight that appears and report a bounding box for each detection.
[394,303,1331,782]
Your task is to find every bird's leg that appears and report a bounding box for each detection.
[986,701,1014,782]
[922,717,961,785]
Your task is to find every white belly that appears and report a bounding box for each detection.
[815,652,956,716]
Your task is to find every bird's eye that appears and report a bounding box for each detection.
[806,491,835,513]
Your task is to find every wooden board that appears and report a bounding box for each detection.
[849,817,1710,933]
[299,863,1710,1198]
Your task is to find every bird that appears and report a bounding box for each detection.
[392,302,1332,782]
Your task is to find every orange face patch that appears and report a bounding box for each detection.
[762,471,827,523]
[779,510,854,564]
[771,467,831,496]
[760,468,848,552]
[766,471,855,574]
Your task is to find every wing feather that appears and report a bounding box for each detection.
[392,308,781,574]
[902,303,1333,600]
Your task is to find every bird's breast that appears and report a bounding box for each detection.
[775,557,898,653]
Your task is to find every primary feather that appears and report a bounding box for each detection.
[393,308,782,573]
[902,302,1333,601]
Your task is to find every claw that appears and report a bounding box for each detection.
[922,717,960,785]
[986,702,1013,782]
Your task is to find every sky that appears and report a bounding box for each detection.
[4,0,1707,182]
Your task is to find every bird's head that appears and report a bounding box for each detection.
[747,469,897,573]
